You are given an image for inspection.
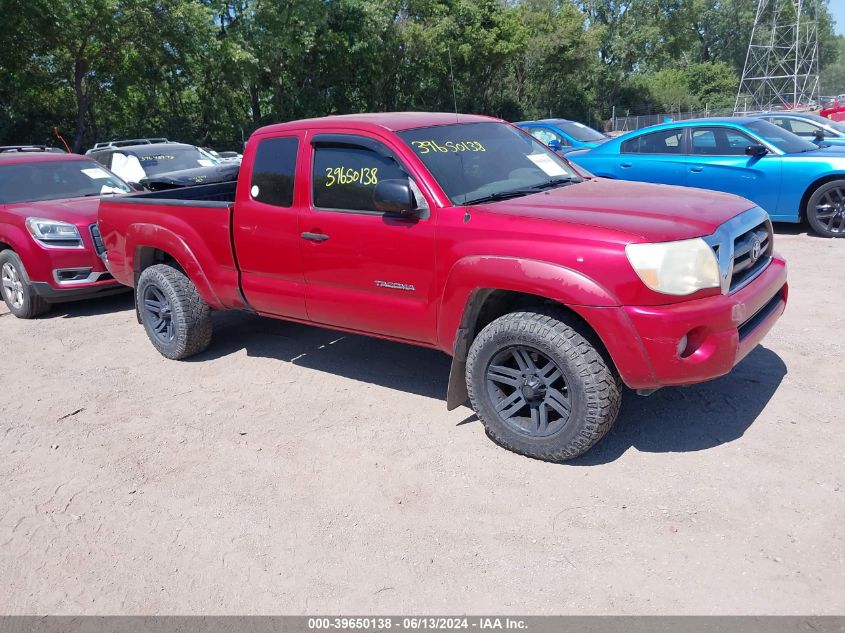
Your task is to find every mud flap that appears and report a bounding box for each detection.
[446,357,468,410]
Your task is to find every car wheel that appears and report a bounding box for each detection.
[807,179,845,237]
[0,250,50,319]
[466,309,622,462]
[136,264,212,359]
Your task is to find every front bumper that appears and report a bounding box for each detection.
[18,224,124,303]
[578,256,788,390]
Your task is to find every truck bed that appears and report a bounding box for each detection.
[97,181,242,309]
[120,181,237,206]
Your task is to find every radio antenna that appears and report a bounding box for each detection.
[447,46,459,116]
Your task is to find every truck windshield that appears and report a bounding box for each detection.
[397,122,581,205]
[0,160,132,204]
[135,146,219,176]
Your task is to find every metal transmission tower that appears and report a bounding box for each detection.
[735,0,820,114]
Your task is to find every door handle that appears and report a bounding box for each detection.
[301,231,329,242]
[690,166,704,172]
[620,162,632,168]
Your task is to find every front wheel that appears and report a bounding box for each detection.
[466,310,622,462]
[0,250,50,319]
[136,264,212,359]
[806,179,845,237]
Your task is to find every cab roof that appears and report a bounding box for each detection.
[255,112,500,136]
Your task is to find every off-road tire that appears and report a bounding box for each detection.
[806,179,845,237]
[136,264,212,359]
[466,309,622,462]
[0,250,50,319]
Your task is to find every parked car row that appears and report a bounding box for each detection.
[520,113,845,237]
[85,138,240,191]
[1,112,792,463]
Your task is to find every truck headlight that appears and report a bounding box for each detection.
[625,238,720,296]
[25,218,82,247]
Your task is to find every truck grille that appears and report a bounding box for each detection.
[729,220,772,292]
[89,223,106,257]
[704,208,773,295]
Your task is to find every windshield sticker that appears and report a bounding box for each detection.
[324,167,378,188]
[410,140,486,154]
[198,159,214,167]
[139,155,175,162]
[82,168,112,180]
[526,153,567,176]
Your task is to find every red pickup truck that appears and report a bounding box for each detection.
[99,113,788,461]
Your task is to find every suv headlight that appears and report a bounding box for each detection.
[25,218,82,247]
[625,238,720,296]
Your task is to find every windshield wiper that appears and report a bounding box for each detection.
[526,177,579,191]
[462,189,535,205]
[462,178,580,205]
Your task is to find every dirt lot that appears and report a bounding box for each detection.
[1,227,843,615]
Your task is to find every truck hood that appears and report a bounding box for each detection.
[3,196,101,225]
[140,163,240,191]
[481,178,757,242]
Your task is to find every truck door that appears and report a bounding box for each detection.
[233,133,307,319]
[299,133,437,343]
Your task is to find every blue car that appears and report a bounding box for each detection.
[567,117,845,237]
[517,119,610,151]
[749,112,845,147]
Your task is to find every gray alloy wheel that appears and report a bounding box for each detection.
[466,309,622,462]
[807,179,845,237]
[0,250,50,319]
[1,261,24,310]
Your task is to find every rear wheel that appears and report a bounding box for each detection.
[807,179,845,237]
[136,264,212,359]
[466,310,621,462]
[0,250,50,319]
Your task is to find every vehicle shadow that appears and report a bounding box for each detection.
[193,310,452,400]
[570,345,786,465]
[773,221,810,236]
[39,291,134,319]
[198,311,786,459]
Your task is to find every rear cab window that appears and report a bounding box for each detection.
[250,137,299,207]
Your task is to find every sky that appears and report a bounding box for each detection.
[832,1,845,36]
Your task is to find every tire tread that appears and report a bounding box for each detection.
[466,309,622,462]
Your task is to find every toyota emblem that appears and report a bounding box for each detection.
[750,237,762,263]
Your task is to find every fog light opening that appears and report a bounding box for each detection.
[677,327,708,359]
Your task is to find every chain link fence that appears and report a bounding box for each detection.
[604,106,735,134]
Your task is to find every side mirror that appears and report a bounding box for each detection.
[814,129,825,143]
[547,139,563,153]
[374,179,417,216]
[127,181,146,192]
[745,144,768,157]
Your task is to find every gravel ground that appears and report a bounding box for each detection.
[0,227,843,614]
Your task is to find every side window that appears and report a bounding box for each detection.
[312,143,408,212]
[785,119,822,138]
[691,127,755,156]
[621,129,683,154]
[251,137,298,207]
